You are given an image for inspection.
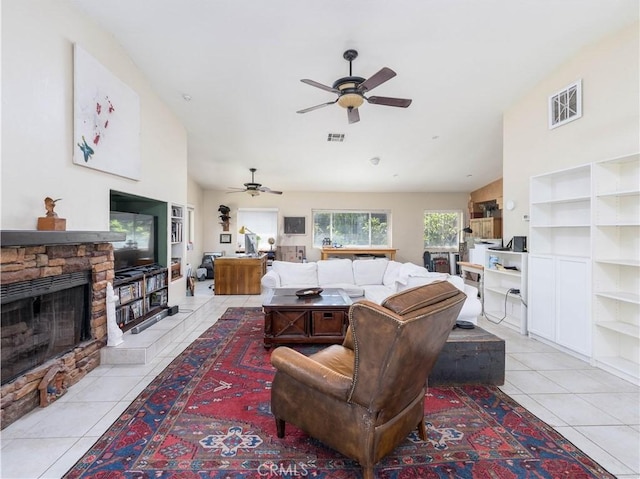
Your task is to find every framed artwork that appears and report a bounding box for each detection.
[73,43,141,180]
[220,233,232,244]
[284,216,306,235]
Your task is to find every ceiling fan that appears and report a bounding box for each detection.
[227,168,283,196]
[297,49,412,124]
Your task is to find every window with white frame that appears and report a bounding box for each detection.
[237,208,278,251]
[187,206,195,250]
[423,210,463,252]
[312,210,390,247]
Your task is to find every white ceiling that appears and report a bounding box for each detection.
[70,0,638,194]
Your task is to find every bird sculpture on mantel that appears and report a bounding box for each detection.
[44,197,62,217]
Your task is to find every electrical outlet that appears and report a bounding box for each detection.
[522,214,529,221]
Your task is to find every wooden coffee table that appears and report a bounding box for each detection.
[262,288,353,348]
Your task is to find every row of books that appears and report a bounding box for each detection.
[171,220,183,243]
[145,273,167,293]
[118,280,143,305]
[116,299,144,326]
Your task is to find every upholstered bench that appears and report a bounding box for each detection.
[429,326,505,386]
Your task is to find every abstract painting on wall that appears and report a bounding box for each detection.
[73,44,141,180]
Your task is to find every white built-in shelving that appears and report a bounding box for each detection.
[528,153,639,385]
[591,153,639,384]
[529,164,591,257]
[483,250,528,335]
[170,204,184,281]
[528,163,592,358]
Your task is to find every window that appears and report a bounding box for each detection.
[237,208,278,251]
[187,206,194,250]
[423,210,463,252]
[312,210,390,247]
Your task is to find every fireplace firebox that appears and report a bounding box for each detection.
[1,271,91,385]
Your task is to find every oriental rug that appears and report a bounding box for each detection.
[64,307,614,478]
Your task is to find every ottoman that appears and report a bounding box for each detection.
[429,326,505,386]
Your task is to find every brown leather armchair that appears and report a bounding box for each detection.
[270,281,466,479]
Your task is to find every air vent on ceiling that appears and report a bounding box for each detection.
[549,79,582,129]
[327,133,345,142]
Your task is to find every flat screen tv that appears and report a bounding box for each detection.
[110,211,157,271]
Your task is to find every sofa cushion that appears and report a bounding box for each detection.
[363,284,396,304]
[317,259,354,286]
[397,272,448,291]
[382,260,402,287]
[395,262,432,286]
[271,261,318,287]
[353,259,389,286]
[323,283,364,298]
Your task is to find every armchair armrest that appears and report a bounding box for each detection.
[271,346,352,401]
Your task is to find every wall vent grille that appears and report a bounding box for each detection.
[549,79,582,129]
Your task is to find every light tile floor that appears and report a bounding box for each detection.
[1,282,638,478]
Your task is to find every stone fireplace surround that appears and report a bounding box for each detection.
[0,231,124,428]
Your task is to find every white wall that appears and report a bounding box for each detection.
[2,0,189,301]
[186,177,205,270]
[1,0,188,231]
[202,189,469,266]
[502,22,639,239]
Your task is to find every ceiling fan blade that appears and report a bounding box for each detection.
[259,186,283,195]
[300,79,340,93]
[347,107,360,124]
[367,96,412,108]
[226,189,247,194]
[297,100,337,114]
[358,67,396,92]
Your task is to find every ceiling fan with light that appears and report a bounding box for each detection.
[227,168,283,196]
[297,49,412,124]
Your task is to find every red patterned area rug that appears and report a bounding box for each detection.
[64,307,614,479]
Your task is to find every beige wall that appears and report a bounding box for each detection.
[502,22,639,240]
[202,190,469,266]
[2,0,189,301]
[1,0,188,232]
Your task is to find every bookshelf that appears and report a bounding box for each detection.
[483,250,528,334]
[170,204,184,281]
[528,153,639,384]
[591,153,639,384]
[113,264,168,332]
[528,164,592,358]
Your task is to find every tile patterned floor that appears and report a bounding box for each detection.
[1,281,638,478]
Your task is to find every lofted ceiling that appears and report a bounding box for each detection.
[69,0,638,194]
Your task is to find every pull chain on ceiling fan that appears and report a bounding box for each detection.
[297,49,412,124]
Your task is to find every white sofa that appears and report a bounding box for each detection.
[261,258,482,324]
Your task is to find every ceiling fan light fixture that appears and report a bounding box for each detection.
[298,50,411,123]
[338,92,364,109]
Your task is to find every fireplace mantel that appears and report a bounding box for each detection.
[1,230,125,247]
